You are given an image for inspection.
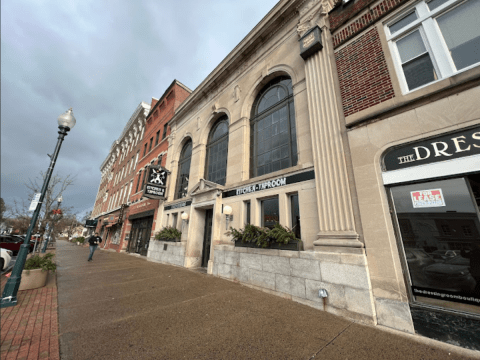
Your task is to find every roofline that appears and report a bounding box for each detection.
[169,0,303,126]
[146,79,192,119]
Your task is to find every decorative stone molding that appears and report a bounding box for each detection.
[190,178,224,197]
[233,85,241,103]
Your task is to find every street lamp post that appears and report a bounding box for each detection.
[1,109,76,308]
[41,196,63,253]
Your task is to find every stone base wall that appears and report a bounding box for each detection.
[213,245,376,324]
[147,240,186,267]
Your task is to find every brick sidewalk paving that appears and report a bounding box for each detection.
[1,273,60,360]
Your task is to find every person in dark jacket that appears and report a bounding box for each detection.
[87,232,102,261]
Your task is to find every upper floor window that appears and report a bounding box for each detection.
[386,0,480,93]
[155,130,160,146]
[175,141,192,199]
[148,137,153,152]
[250,76,297,178]
[143,143,147,157]
[162,124,168,140]
[205,116,229,186]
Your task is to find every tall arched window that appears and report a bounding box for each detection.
[175,141,192,199]
[205,116,229,185]
[250,76,297,177]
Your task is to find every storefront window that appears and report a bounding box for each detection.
[245,201,251,225]
[390,175,480,312]
[261,197,279,229]
[291,194,301,239]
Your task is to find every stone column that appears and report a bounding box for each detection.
[299,18,362,253]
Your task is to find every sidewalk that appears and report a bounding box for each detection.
[1,252,60,360]
[56,240,479,360]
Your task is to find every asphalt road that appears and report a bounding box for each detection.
[56,240,479,360]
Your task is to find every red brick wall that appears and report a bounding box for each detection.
[335,28,394,117]
[330,0,409,48]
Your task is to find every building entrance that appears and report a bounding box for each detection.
[128,217,153,256]
[201,209,213,268]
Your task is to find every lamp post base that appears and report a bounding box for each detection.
[0,244,30,308]
[1,295,19,308]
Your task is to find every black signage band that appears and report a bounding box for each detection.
[383,126,480,172]
[222,170,315,198]
[164,200,192,211]
[128,209,155,220]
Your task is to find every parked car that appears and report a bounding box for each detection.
[405,248,436,287]
[0,235,35,255]
[430,250,459,261]
[424,255,476,293]
[1,248,13,271]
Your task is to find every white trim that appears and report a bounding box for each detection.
[382,154,480,185]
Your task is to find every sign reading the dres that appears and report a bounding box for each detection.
[223,170,315,198]
[383,127,480,171]
[411,189,445,208]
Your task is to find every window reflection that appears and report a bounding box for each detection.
[391,175,480,308]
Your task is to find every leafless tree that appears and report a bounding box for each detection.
[24,172,75,238]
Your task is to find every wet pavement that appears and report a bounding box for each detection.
[56,240,479,360]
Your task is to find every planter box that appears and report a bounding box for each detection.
[19,268,48,291]
[157,238,181,242]
[234,239,302,251]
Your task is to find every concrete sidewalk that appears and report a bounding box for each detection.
[1,255,60,360]
[56,240,479,360]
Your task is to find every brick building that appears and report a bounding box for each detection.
[330,0,480,350]
[122,80,191,256]
[91,102,150,251]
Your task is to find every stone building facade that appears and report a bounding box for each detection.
[147,0,377,326]
[330,0,480,350]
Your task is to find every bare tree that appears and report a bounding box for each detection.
[24,172,75,238]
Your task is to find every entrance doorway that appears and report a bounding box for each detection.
[201,209,213,267]
[128,217,153,256]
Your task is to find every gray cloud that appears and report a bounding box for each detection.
[1,0,279,218]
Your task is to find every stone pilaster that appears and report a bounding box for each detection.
[299,16,362,253]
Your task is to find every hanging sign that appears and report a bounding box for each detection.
[29,193,41,211]
[411,189,446,208]
[143,165,169,200]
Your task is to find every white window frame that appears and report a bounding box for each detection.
[385,0,479,94]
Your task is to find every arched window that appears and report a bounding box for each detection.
[175,141,192,199]
[205,116,229,185]
[250,76,297,177]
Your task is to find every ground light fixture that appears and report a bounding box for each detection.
[1,108,76,308]
[224,205,233,230]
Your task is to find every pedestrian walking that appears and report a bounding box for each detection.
[87,232,102,261]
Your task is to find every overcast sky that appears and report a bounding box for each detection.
[1,0,279,219]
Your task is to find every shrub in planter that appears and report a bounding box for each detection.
[155,227,182,242]
[24,253,57,272]
[228,223,302,250]
[76,237,85,244]
[19,253,57,291]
